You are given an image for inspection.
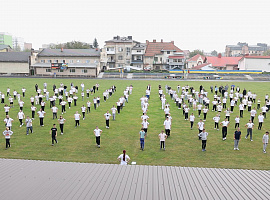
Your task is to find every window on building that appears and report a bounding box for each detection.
[82,69,88,73]
[46,69,51,72]
[118,47,123,52]
[86,60,90,63]
[160,57,162,62]
[126,59,130,64]
[77,60,80,63]
[137,50,141,53]
[137,56,142,60]
[47,60,51,63]
[69,60,73,63]
[63,60,66,63]
[41,60,45,63]
[118,64,123,68]
[178,59,182,62]
[58,69,64,72]
[70,69,75,73]
[107,47,114,51]
[154,57,158,62]
[53,60,58,63]
[173,59,177,62]
[126,47,130,52]
[118,56,123,60]
[167,51,170,54]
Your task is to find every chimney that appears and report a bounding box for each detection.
[171,41,174,44]
[61,48,63,52]
[218,53,222,58]
[153,39,156,43]
[161,39,163,43]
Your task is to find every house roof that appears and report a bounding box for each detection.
[239,55,270,61]
[1,159,269,200]
[206,56,241,67]
[0,44,12,50]
[187,54,205,62]
[192,63,212,70]
[105,36,138,43]
[0,52,30,62]
[38,49,100,57]
[145,41,183,57]
[168,55,184,59]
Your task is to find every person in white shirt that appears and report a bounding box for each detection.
[18,100,24,111]
[257,113,264,130]
[220,118,230,140]
[87,101,91,114]
[81,105,86,120]
[239,102,244,118]
[25,116,33,135]
[213,114,220,130]
[261,105,268,118]
[262,131,269,153]
[164,106,170,119]
[93,126,102,148]
[4,115,14,130]
[104,111,111,128]
[22,87,26,97]
[73,95,78,106]
[3,127,13,149]
[203,106,208,121]
[111,105,117,121]
[4,104,10,116]
[225,108,231,121]
[37,108,46,127]
[250,107,257,123]
[17,110,25,127]
[93,97,97,110]
[163,117,171,137]
[60,100,67,114]
[197,104,202,117]
[41,100,46,111]
[159,130,167,150]
[58,115,66,135]
[30,95,34,106]
[235,116,240,129]
[184,106,189,120]
[81,83,85,92]
[51,105,58,120]
[245,120,254,141]
[74,111,81,127]
[189,113,195,130]
[198,129,208,151]
[142,119,149,136]
[68,96,73,109]
[118,150,130,165]
[9,96,13,108]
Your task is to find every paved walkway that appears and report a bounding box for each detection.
[0,159,269,200]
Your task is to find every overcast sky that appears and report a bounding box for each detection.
[1,0,269,53]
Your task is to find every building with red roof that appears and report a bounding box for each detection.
[144,39,184,70]
[186,54,206,69]
[205,54,241,70]
[238,55,270,72]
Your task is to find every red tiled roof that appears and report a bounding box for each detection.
[145,41,183,57]
[239,55,270,61]
[168,56,184,59]
[206,56,241,67]
[187,54,205,62]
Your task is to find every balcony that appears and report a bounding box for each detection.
[169,62,184,66]
[107,59,115,63]
[106,50,115,54]
[131,60,143,64]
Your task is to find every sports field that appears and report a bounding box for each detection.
[0,78,269,170]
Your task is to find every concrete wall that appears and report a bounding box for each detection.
[35,67,97,76]
[0,62,29,73]
[239,58,270,72]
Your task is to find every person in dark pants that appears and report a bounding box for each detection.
[58,116,66,135]
[159,130,167,150]
[94,126,102,148]
[220,118,229,141]
[104,111,111,129]
[3,127,13,149]
[198,129,208,151]
[93,85,96,93]
[50,124,58,146]
[234,127,241,150]
[35,84,38,92]
[139,128,146,150]
[245,120,254,141]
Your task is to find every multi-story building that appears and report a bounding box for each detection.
[225,42,268,57]
[24,43,32,51]
[30,48,100,77]
[0,32,13,47]
[104,36,139,69]
[131,43,146,69]
[144,39,184,70]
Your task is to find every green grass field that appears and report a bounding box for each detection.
[0,78,269,170]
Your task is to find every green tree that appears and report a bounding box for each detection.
[50,41,91,49]
[93,38,99,48]
[263,50,270,56]
[211,50,218,56]
[189,49,205,58]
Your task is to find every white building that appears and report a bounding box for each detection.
[238,56,270,72]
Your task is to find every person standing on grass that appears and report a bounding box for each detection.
[213,114,220,130]
[245,120,254,141]
[18,100,24,111]
[93,97,97,110]
[118,150,130,165]
[198,129,208,152]
[202,106,208,121]
[51,105,58,120]
[116,100,121,114]
[50,124,58,146]
[258,113,264,130]
[58,116,66,135]
[159,130,167,150]
[37,108,46,127]
[81,105,86,120]
[104,111,111,129]
[163,116,171,137]
[235,116,240,129]
[111,105,117,121]
[220,118,229,141]
[250,107,257,123]
[87,100,91,114]
[41,100,46,111]
[17,110,25,127]
[139,128,146,150]
[142,119,149,136]
[4,115,13,131]
[68,96,73,109]
[74,111,81,128]
[94,126,102,148]
[9,96,13,108]
[197,119,205,140]
[3,127,13,149]
[25,116,33,135]
[60,99,66,114]
[22,87,26,98]
[262,131,269,153]
[4,104,10,116]
[189,113,195,130]
[73,95,78,106]
[234,127,241,150]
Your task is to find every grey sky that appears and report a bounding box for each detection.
[1,0,269,53]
